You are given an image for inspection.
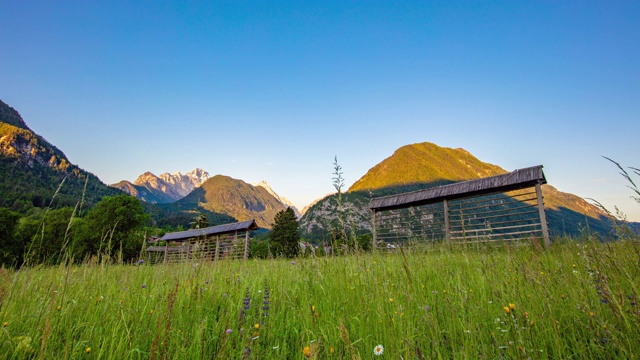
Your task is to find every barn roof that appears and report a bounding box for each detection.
[369,165,546,211]
[159,220,259,242]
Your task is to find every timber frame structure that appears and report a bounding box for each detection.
[146,220,259,263]
[370,166,551,247]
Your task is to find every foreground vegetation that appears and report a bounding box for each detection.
[1,238,639,359]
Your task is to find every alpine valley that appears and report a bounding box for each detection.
[0,99,627,237]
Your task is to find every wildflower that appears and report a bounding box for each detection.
[504,306,510,314]
[561,294,565,299]
[509,303,515,311]
[254,323,260,330]
[389,298,393,303]
[149,309,154,315]
[57,305,61,311]
[303,346,311,358]
[137,259,144,265]
[330,347,334,354]
[86,347,91,353]
[291,262,296,265]
[374,344,384,355]
[425,305,431,311]
[311,305,316,313]
[2,322,7,327]
[142,283,146,289]
[589,312,595,317]
[226,329,232,334]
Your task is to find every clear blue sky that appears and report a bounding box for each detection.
[1,1,639,220]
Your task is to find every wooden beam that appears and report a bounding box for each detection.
[372,209,377,249]
[214,235,220,262]
[535,183,551,248]
[244,230,250,261]
[443,199,450,243]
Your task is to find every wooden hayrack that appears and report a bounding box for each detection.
[146,220,259,263]
[369,166,550,248]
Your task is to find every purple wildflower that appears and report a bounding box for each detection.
[141,283,146,289]
[226,329,232,334]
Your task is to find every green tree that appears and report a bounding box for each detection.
[0,208,22,266]
[269,207,300,258]
[74,195,148,262]
[23,207,76,264]
[190,212,209,229]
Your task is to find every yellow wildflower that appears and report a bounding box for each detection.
[303,346,311,358]
[254,323,260,330]
[86,347,91,354]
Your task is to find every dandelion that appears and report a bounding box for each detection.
[254,323,260,330]
[2,322,7,327]
[303,346,311,358]
[509,303,515,311]
[389,298,393,303]
[504,306,510,314]
[57,305,61,311]
[374,344,384,355]
[86,347,91,354]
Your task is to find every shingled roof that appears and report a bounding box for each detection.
[369,165,546,211]
[159,220,259,242]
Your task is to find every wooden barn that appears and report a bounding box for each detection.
[146,220,259,263]
[370,165,550,247]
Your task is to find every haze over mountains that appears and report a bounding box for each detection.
[0,99,623,236]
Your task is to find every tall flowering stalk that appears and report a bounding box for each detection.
[261,280,270,324]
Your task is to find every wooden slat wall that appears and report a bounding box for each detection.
[374,188,547,248]
[148,230,250,264]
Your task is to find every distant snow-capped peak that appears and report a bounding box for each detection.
[252,180,301,218]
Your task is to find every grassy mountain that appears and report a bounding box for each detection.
[0,100,121,213]
[350,143,505,194]
[301,142,614,240]
[174,175,287,228]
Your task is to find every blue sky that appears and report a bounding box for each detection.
[1,1,639,220]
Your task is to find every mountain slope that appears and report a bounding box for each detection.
[175,175,287,228]
[350,143,506,193]
[0,100,121,212]
[301,142,611,240]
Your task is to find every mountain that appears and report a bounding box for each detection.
[252,180,301,218]
[111,168,211,204]
[174,175,288,228]
[300,142,612,240]
[0,99,121,212]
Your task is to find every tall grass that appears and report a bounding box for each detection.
[1,239,639,359]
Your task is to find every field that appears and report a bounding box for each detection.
[1,239,639,359]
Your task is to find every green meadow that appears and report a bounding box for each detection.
[1,239,639,359]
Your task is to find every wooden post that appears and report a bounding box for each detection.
[371,209,377,249]
[244,230,250,260]
[163,245,168,264]
[443,199,451,242]
[214,235,220,262]
[535,183,551,248]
